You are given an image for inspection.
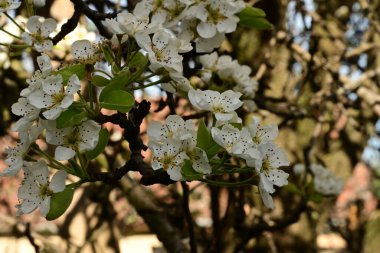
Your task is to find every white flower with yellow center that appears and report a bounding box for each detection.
[149,141,189,181]
[22,16,57,52]
[253,143,289,209]
[136,30,184,72]
[0,0,21,12]
[148,114,193,142]
[46,120,101,161]
[17,161,67,217]
[188,89,243,122]
[28,74,80,120]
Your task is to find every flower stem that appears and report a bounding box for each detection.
[4,12,25,32]
[200,177,256,187]
[0,27,22,40]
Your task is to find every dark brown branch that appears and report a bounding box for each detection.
[25,223,40,253]
[181,182,197,253]
[53,0,117,45]
[91,100,175,185]
[234,199,307,252]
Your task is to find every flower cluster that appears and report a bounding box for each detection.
[2,0,292,218]
[199,52,259,104]
[148,115,211,181]
[1,52,101,216]
[148,88,289,209]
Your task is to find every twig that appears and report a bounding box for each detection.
[25,223,40,253]
[181,182,197,253]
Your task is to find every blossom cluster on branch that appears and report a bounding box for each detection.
[0,0,342,221]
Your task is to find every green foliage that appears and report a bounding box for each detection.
[55,64,86,83]
[92,75,110,87]
[85,128,110,160]
[46,185,75,220]
[56,106,87,129]
[197,119,221,158]
[99,89,135,112]
[181,160,203,181]
[238,6,272,29]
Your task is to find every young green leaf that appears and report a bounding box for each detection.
[197,119,221,158]
[92,75,110,87]
[181,160,203,181]
[99,89,135,112]
[55,64,86,83]
[46,185,75,220]
[238,6,273,29]
[98,69,131,102]
[56,106,87,129]
[85,128,110,160]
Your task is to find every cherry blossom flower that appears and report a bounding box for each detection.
[28,74,80,120]
[17,161,67,216]
[188,89,243,122]
[0,0,21,12]
[253,143,289,208]
[247,117,279,147]
[187,0,245,39]
[149,141,189,181]
[71,39,97,63]
[0,140,30,177]
[148,115,193,142]
[182,135,211,174]
[46,120,101,161]
[22,16,57,52]
[136,30,184,72]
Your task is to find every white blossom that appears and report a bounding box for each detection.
[161,72,191,94]
[17,161,67,216]
[187,0,244,39]
[183,135,212,174]
[147,114,193,142]
[0,0,21,12]
[28,74,80,120]
[247,117,279,146]
[46,120,101,160]
[310,164,343,195]
[0,140,30,177]
[136,30,184,72]
[254,143,289,209]
[188,89,243,122]
[211,125,257,158]
[22,16,57,52]
[149,141,189,181]
[71,39,97,62]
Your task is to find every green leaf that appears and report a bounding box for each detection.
[99,89,135,112]
[85,128,110,160]
[238,6,273,29]
[55,64,86,83]
[129,51,148,68]
[197,119,211,150]
[100,43,115,64]
[196,119,221,158]
[181,160,203,181]
[56,106,87,129]
[46,185,75,220]
[99,69,131,102]
[92,75,110,87]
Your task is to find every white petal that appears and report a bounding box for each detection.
[50,170,67,192]
[55,146,76,160]
[43,107,63,120]
[197,22,217,39]
[259,184,275,209]
[39,196,51,217]
[41,18,57,37]
[267,169,289,187]
[26,16,42,34]
[66,74,81,94]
